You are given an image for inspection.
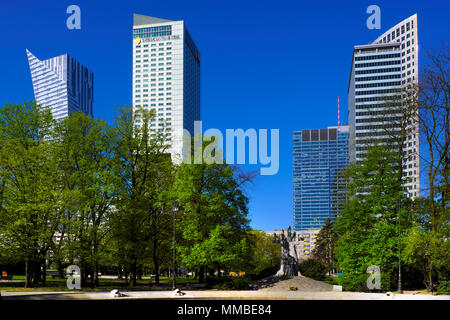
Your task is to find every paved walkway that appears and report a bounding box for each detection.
[249,275,335,292]
[1,276,449,300]
[2,289,449,300]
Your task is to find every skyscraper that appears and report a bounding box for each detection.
[348,14,419,198]
[132,14,200,160]
[293,125,349,231]
[26,49,93,120]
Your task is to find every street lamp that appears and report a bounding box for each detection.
[397,197,403,294]
[172,201,178,291]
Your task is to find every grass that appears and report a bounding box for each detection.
[0,275,199,292]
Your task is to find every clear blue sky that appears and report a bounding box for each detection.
[1,0,449,231]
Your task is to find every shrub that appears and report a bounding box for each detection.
[399,265,427,290]
[437,280,450,293]
[255,265,279,280]
[338,272,391,292]
[322,276,340,286]
[230,277,251,290]
[299,259,326,280]
[206,276,251,290]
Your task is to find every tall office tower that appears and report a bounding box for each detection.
[348,14,419,198]
[293,126,349,231]
[132,14,200,160]
[26,49,94,120]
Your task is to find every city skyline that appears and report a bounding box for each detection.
[1,0,448,231]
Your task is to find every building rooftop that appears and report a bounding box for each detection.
[372,14,417,45]
[353,42,400,51]
[133,13,173,26]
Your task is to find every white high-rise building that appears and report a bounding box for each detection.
[348,14,419,198]
[27,49,94,120]
[132,14,200,161]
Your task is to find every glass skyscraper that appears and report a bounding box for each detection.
[293,126,349,231]
[132,14,200,161]
[26,49,93,120]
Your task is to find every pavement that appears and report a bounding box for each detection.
[1,276,449,300]
[249,275,336,292]
[2,289,449,300]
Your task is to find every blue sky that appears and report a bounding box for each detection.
[0,0,449,231]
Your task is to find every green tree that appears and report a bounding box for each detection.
[334,145,407,279]
[417,45,449,233]
[145,149,174,285]
[184,224,249,277]
[312,218,338,275]
[403,225,450,292]
[245,230,281,277]
[110,106,172,286]
[298,258,327,281]
[174,136,252,282]
[0,102,60,287]
[53,112,118,287]
[401,44,450,292]
[403,198,450,291]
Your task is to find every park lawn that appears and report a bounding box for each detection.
[0,276,197,292]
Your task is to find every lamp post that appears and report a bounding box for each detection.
[398,197,403,294]
[172,201,177,291]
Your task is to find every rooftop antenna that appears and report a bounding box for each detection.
[337,96,340,126]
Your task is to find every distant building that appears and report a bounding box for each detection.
[265,229,320,261]
[292,126,349,231]
[348,14,419,198]
[26,49,93,120]
[132,14,200,161]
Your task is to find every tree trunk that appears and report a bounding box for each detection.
[153,250,160,285]
[25,259,31,288]
[199,267,205,283]
[124,268,129,286]
[118,265,123,279]
[92,236,100,287]
[94,261,99,287]
[32,259,41,285]
[138,265,143,280]
[42,258,47,286]
[130,259,137,287]
[57,258,65,279]
[90,272,95,288]
[80,258,87,288]
[429,268,433,293]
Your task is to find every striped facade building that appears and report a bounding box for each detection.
[348,14,419,198]
[27,49,93,120]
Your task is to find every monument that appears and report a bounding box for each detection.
[273,226,300,276]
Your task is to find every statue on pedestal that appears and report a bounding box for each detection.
[273,226,300,277]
